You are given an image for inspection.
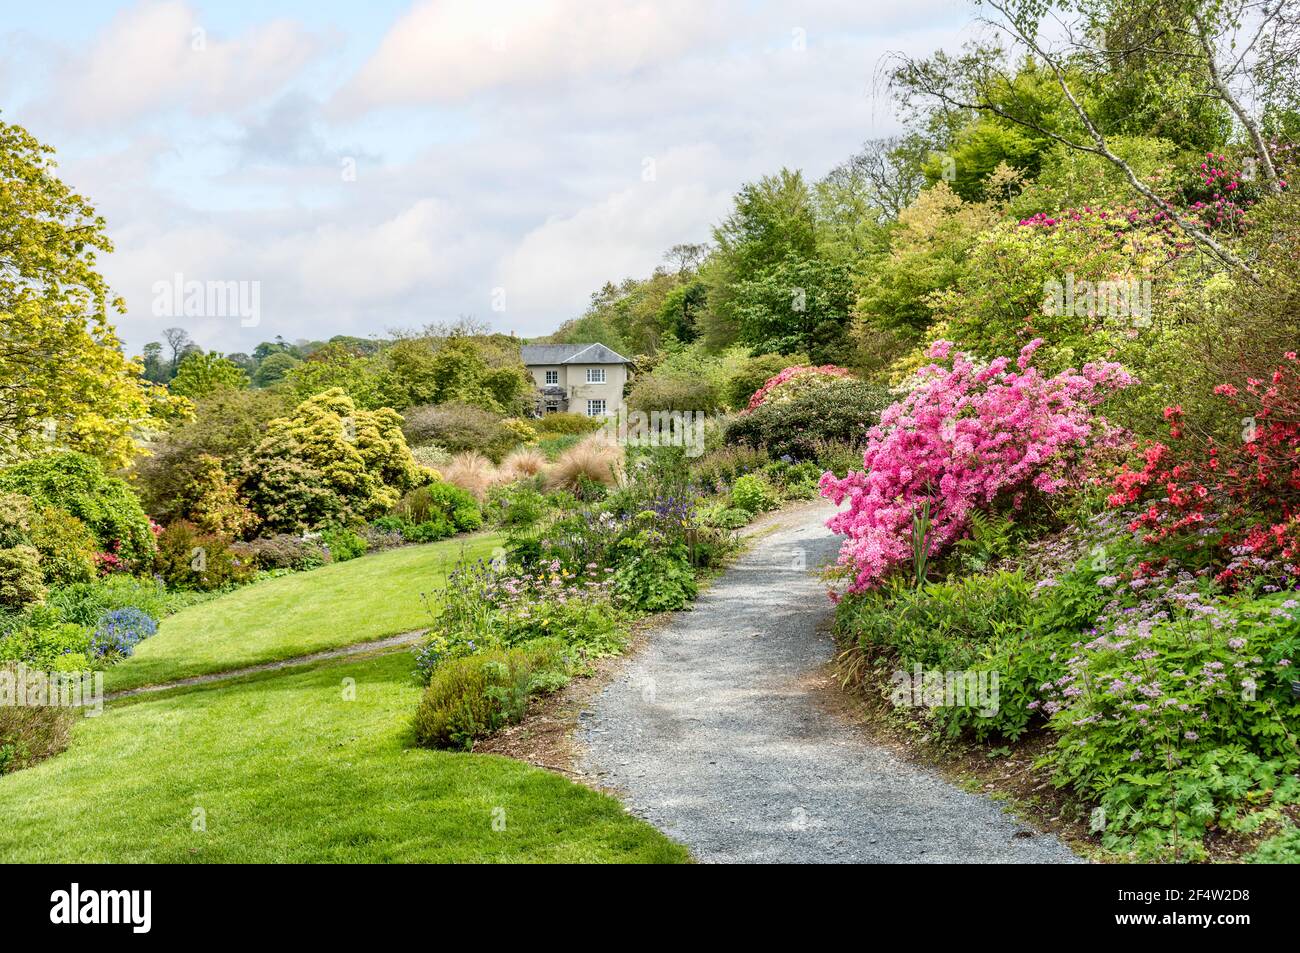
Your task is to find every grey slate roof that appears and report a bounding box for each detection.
[520,343,631,366]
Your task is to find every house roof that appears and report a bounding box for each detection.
[520,343,631,366]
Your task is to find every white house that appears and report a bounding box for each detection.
[520,343,632,418]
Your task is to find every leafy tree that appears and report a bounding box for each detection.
[0,119,178,467]
[132,387,295,523]
[853,179,1004,369]
[703,169,819,347]
[169,351,249,400]
[243,388,423,532]
[656,279,706,344]
[141,342,168,383]
[252,350,301,387]
[890,0,1288,275]
[732,255,855,363]
[253,337,300,362]
[160,327,193,378]
[285,342,383,407]
[0,452,155,562]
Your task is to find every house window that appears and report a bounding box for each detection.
[545,406,558,414]
[545,370,558,385]
[586,399,607,417]
[586,367,606,384]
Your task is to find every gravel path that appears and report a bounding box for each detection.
[578,500,1082,864]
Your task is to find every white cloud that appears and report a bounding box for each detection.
[495,144,732,324]
[2,1,979,354]
[42,0,319,127]
[332,0,733,113]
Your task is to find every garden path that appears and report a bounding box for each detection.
[578,500,1082,863]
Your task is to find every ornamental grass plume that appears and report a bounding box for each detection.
[546,433,625,492]
[820,339,1133,593]
[441,452,499,502]
[498,448,550,484]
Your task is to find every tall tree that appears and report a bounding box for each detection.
[890,0,1294,276]
[0,119,178,466]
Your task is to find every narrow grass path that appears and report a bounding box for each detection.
[579,501,1083,864]
[0,652,687,863]
[104,629,426,701]
[104,534,501,693]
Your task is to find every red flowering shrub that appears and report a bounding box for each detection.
[744,365,853,413]
[1108,352,1300,585]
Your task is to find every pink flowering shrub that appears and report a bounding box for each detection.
[820,339,1134,592]
[744,364,853,414]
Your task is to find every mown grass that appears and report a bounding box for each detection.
[104,534,503,692]
[0,651,688,863]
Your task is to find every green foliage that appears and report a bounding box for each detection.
[732,255,855,363]
[852,182,1001,364]
[838,571,1034,673]
[319,526,367,562]
[626,343,729,413]
[0,492,97,588]
[46,574,209,627]
[730,473,775,515]
[1041,596,1300,861]
[485,485,549,529]
[412,639,570,751]
[706,168,819,345]
[401,402,521,461]
[240,534,331,572]
[284,335,530,415]
[952,510,1020,574]
[612,523,697,612]
[251,350,300,387]
[377,337,530,414]
[724,378,887,459]
[169,351,249,400]
[722,352,807,410]
[132,387,294,523]
[0,687,72,775]
[0,546,45,610]
[395,482,483,534]
[1248,823,1300,864]
[532,411,604,436]
[0,613,92,670]
[153,522,257,591]
[0,118,178,468]
[924,212,1174,375]
[690,445,770,493]
[243,388,422,533]
[0,452,154,562]
[701,506,750,530]
[178,454,259,538]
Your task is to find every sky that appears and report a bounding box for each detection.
[1,0,977,357]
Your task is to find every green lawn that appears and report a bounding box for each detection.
[104,534,502,693]
[0,651,688,862]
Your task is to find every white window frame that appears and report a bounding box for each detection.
[586,367,606,384]
[586,399,607,417]
[544,369,558,385]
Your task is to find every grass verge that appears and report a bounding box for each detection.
[104,534,502,693]
[0,651,688,863]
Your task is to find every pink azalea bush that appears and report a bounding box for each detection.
[819,339,1134,593]
[744,364,853,413]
